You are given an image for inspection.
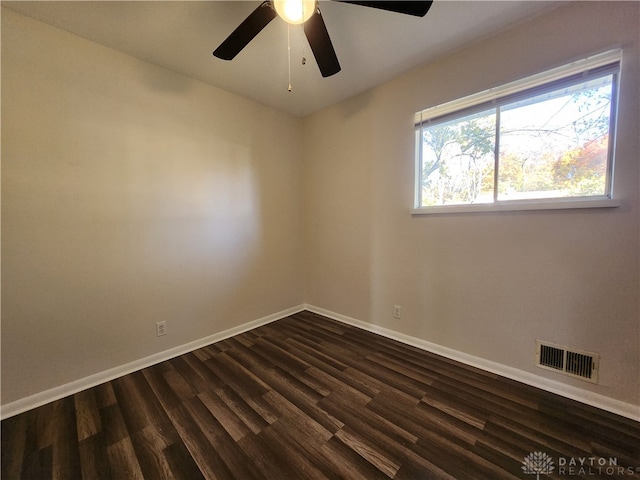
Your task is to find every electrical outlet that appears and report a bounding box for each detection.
[393,305,402,319]
[156,321,167,337]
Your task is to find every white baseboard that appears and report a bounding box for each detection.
[0,305,306,420]
[4,304,638,422]
[303,304,640,422]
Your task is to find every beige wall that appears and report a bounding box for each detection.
[1,9,304,405]
[303,1,640,406]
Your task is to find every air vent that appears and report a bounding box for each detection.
[536,341,599,384]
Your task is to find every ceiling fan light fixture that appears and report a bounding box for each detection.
[273,0,316,25]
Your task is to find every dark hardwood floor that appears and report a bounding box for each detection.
[2,311,639,479]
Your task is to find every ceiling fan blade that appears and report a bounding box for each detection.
[304,8,341,78]
[213,1,277,60]
[336,1,433,17]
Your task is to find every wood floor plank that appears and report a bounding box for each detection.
[52,396,83,480]
[93,382,118,409]
[223,340,275,373]
[216,385,271,435]
[305,365,372,405]
[334,426,401,478]
[171,354,223,395]
[283,335,352,373]
[162,367,199,402]
[320,435,393,480]
[98,402,130,447]
[78,432,112,480]
[320,390,419,445]
[182,396,263,480]
[106,436,145,480]
[1,413,29,479]
[254,365,344,434]
[142,364,183,412]
[266,417,344,480]
[129,422,180,480]
[75,389,103,442]
[258,425,332,480]
[197,391,253,442]
[22,444,53,480]
[164,404,234,480]
[393,454,458,480]
[111,372,168,435]
[162,441,206,480]
[206,351,271,399]
[483,410,594,455]
[251,336,312,373]
[236,431,304,480]
[280,337,381,398]
[412,435,514,480]
[262,390,334,442]
[3,311,639,479]
[35,400,57,450]
[366,351,439,386]
[419,392,488,430]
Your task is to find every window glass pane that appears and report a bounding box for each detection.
[497,75,613,200]
[420,109,496,206]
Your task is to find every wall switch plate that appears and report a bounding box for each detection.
[156,321,167,336]
[393,305,401,319]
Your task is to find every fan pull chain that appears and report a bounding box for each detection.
[287,24,292,92]
[301,24,307,66]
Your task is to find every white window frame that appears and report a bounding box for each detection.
[412,49,622,215]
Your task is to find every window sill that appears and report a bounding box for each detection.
[411,197,620,215]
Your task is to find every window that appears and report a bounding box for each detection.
[414,50,621,213]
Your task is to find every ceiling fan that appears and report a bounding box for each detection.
[213,0,433,78]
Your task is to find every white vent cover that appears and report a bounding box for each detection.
[536,341,599,384]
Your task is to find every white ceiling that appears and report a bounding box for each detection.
[3,0,563,117]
